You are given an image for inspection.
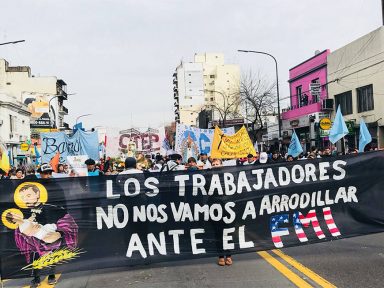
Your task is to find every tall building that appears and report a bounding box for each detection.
[173,53,240,127]
[281,50,331,151]
[0,59,70,165]
[327,26,384,149]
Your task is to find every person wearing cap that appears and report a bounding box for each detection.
[119,157,143,175]
[161,154,185,172]
[256,152,270,165]
[37,163,54,179]
[243,154,257,165]
[84,158,102,176]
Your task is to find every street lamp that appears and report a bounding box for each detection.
[238,49,282,138]
[201,89,229,128]
[0,40,25,46]
[75,114,92,127]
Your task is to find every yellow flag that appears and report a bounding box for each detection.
[211,125,256,159]
[0,144,10,172]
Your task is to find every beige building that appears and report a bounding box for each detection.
[173,53,240,127]
[0,59,69,135]
[327,26,384,149]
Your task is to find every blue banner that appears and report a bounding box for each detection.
[41,130,99,163]
[175,124,235,159]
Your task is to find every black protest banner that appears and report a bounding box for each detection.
[1,151,384,279]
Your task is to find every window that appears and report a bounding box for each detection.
[9,115,17,133]
[357,84,374,113]
[311,78,320,103]
[335,91,353,115]
[210,75,215,79]
[296,86,303,107]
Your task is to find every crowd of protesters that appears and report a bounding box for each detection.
[0,145,378,180]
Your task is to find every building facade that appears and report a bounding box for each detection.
[0,59,70,164]
[173,53,241,127]
[0,59,69,134]
[0,92,31,165]
[327,26,384,150]
[281,50,332,151]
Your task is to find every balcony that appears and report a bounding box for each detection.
[57,90,67,100]
[281,101,321,120]
[60,122,70,130]
[59,105,68,115]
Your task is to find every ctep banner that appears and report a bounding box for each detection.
[0,151,384,279]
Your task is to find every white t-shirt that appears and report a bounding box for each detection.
[119,169,143,175]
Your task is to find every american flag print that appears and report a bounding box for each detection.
[323,207,341,237]
[270,214,290,248]
[293,212,308,242]
[298,210,326,239]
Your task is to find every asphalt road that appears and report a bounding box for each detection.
[3,232,384,288]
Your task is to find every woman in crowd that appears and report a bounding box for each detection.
[211,158,233,266]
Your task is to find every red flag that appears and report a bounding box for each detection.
[50,151,60,172]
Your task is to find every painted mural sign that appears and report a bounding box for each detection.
[175,124,235,159]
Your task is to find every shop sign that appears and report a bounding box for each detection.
[20,143,29,151]
[319,118,332,130]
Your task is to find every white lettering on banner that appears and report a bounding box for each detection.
[145,177,160,196]
[190,229,205,254]
[126,233,147,258]
[174,175,189,196]
[239,225,255,249]
[259,186,358,215]
[168,230,184,254]
[148,232,167,256]
[242,201,257,220]
[223,227,235,250]
[96,206,114,229]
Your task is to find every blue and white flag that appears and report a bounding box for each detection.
[287,130,303,157]
[34,144,41,165]
[358,118,372,152]
[329,105,348,144]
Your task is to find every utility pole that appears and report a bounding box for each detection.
[382,0,384,25]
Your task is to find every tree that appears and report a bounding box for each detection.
[241,72,277,143]
[204,89,242,128]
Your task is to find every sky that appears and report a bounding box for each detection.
[0,0,381,130]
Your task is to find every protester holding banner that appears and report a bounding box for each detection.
[210,158,233,266]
